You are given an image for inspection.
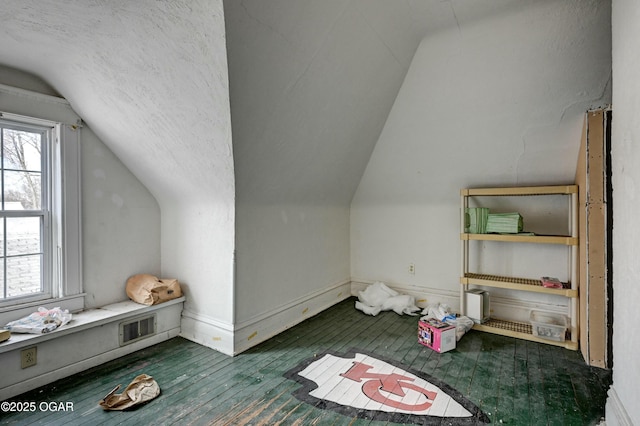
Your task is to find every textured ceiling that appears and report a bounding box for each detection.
[0,0,233,206]
[0,0,525,206]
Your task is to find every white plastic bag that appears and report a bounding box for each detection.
[355,282,420,316]
[447,315,474,341]
[421,303,474,341]
[4,307,72,334]
[381,295,421,315]
[358,282,398,308]
[421,303,456,321]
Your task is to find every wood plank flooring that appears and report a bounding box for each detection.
[1,297,611,425]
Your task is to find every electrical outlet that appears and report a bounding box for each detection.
[408,263,415,275]
[21,346,37,369]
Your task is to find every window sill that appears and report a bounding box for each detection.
[0,294,86,328]
[0,297,185,354]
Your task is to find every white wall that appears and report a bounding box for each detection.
[351,0,611,318]
[0,1,236,353]
[0,68,162,310]
[224,0,426,351]
[81,126,161,308]
[608,1,640,424]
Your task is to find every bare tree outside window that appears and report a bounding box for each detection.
[3,128,42,210]
[1,126,44,299]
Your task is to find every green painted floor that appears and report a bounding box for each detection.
[2,298,611,425]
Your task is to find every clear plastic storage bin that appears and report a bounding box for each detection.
[530,310,568,342]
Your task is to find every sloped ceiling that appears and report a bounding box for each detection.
[0,1,233,207]
[226,0,526,205]
[0,0,526,208]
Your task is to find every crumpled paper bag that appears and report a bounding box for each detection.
[99,374,160,411]
[126,274,182,306]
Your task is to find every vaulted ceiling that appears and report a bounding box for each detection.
[0,0,529,207]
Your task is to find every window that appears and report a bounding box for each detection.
[0,83,83,324]
[0,118,51,303]
[0,116,65,308]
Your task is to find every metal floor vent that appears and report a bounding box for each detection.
[119,314,157,346]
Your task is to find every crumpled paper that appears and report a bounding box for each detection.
[99,374,160,411]
[355,282,420,316]
[4,307,72,334]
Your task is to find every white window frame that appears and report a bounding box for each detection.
[0,84,83,325]
[0,116,53,305]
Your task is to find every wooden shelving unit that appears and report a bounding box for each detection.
[460,185,579,350]
[461,232,577,245]
[461,273,578,298]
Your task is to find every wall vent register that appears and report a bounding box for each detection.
[119,314,156,346]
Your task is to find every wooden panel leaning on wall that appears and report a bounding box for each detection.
[575,108,612,369]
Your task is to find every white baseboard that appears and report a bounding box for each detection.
[351,279,568,322]
[179,281,351,356]
[180,310,235,356]
[488,296,568,323]
[350,279,459,311]
[606,386,633,426]
[232,280,352,355]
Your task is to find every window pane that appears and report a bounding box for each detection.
[4,170,42,210]
[6,217,41,256]
[2,128,42,172]
[6,254,42,297]
[0,119,53,303]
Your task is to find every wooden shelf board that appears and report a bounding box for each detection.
[461,185,578,196]
[472,318,578,350]
[461,233,578,245]
[461,273,578,298]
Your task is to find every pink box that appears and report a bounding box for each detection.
[418,318,456,353]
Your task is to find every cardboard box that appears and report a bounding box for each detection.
[418,318,456,353]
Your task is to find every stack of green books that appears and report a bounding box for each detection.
[486,212,523,234]
[465,207,489,234]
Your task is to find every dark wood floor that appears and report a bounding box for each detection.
[2,297,611,425]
